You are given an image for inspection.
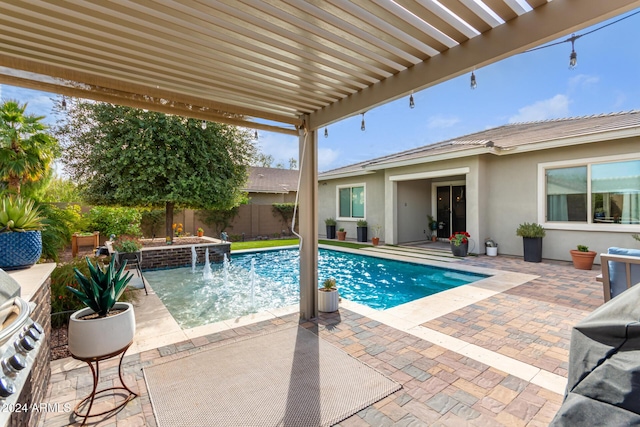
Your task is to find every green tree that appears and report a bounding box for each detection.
[253,153,273,167]
[58,102,255,242]
[0,100,60,194]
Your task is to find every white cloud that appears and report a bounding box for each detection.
[508,94,570,123]
[427,115,461,129]
[568,74,599,91]
[255,132,298,167]
[318,147,340,171]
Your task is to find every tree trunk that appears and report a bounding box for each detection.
[165,201,174,244]
[7,175,20,194]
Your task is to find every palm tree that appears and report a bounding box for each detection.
[0,100,59,194]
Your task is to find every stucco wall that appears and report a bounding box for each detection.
[481,136,640,262]
[318,172,385,241]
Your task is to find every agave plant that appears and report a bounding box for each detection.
[0,195,45,232]
[67,257,133,317]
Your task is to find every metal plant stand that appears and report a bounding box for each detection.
[72,342,137,426]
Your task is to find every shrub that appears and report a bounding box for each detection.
[356,220,368,227]
[324,218,336,226]
[38,203,81,262]
[112,235,142,252]
[516,222,546,238]
[85,206,142,237]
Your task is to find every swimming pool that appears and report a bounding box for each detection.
[143,248,488,328]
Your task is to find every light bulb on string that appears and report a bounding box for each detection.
[360,113,366,131]
[324,128,328,138]
[569,34,579,69]
[409,93,415,109]
[254,130,259,140]
[470,72,477,90]
[61,96,67,109]
[201,120,207,130]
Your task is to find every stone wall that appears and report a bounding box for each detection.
[140,243,231,270]
[9,276,52,427]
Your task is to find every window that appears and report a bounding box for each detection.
[337,184,365,219]
[545,159,640,225]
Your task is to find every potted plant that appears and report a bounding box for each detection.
[356,219,368,242]
[112,235,143,268]
[318,278,339,312]
[449,231,470,257]
[371,224,382,246]
[66,257,136,359]
[485,238,498,257]
[197,227,204,237]
[570,245,597,270]
[337,228,347,241]
[516,222,546,263]
[325,218,337,239]
[427,215,438,241]
[0,195,45,270]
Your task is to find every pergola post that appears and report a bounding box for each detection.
[298,125,318,320]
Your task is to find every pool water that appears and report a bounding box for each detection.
[143,248,488,328]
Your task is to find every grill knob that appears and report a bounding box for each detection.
[22,328,41,342]
[14,335,35,353]
[30,322,44,335]
[2,354,26,374]
[0,377,15,398]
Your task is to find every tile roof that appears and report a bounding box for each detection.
[244,167,300,193]
[320,110,640,177]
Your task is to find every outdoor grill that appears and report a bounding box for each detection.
[0,269,45,427]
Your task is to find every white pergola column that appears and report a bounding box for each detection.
[298,126,318,320]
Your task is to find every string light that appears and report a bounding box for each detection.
[409,93,415,109]
[470,72,477,90]
[254,130,258,139]
[568,34,579,69]
[61,96,67,109]
[201,120,207,130]
[360,113,366,131]
[523,10,639,68]
[324,127,328,138]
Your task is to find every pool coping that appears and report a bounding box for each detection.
[67,244,566,395]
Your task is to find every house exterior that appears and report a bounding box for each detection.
[244,166,299,205]
[318,111,640,262]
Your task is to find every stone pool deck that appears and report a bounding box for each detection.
[40,248,603,426]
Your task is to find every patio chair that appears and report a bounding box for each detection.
[115,251,148,295]
[599,247,640,302]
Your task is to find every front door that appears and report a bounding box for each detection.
[436,185,466,238]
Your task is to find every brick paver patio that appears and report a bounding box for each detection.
[40,253,605,427]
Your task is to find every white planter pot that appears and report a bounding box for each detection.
[486,246,498,257]
[68,302,136,359]
[318,289,339,312]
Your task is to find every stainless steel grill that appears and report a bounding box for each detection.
[0,270,45,426]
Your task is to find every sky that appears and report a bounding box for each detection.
[2,9,639,174]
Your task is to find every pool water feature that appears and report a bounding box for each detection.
[143,248,488,328]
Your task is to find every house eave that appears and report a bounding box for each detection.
[318,170,377,181]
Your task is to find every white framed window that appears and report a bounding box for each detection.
[538,154,640,231]
[336,183,366,220]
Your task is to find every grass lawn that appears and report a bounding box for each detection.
[230,238,299,250]
[230,238,370,251]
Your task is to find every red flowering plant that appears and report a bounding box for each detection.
[449,231,470,246]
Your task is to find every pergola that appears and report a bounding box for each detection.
[1,0,638,319]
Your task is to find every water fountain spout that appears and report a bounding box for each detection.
[191,245,197,273]
[250,258,256,309]
[223,253,230,285]
[203,248,213,280]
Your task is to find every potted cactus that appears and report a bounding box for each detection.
[570,245,597,270]
[0,195,45,270]
[318,278,339,312]
[337,228,347,241]
[66,256,136,359]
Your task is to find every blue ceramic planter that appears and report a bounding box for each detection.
[0,231,42,270]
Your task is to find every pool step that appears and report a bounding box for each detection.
[361,245,460,262]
